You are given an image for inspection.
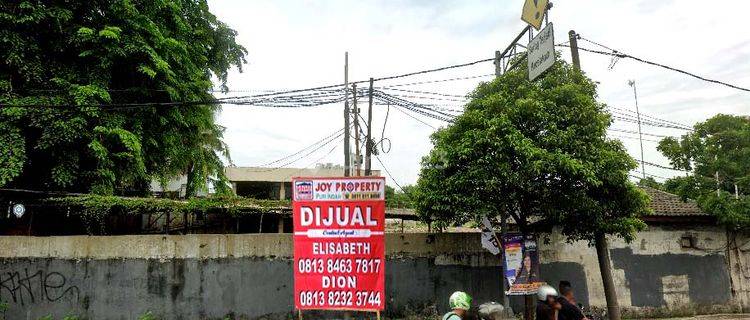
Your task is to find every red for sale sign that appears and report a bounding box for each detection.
[293,176,386,311]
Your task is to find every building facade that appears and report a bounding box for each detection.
[225,164,381,200]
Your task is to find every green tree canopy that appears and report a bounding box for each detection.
[658,114,750,230]
[413,56,650,243]
[385,184,415,208]
[0,0,246,196]
[638,177,664,190]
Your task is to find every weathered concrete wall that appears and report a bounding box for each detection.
[0,227,740,319]
[538,224,735,314]
[0,234,502,319]
[726,233,750,311]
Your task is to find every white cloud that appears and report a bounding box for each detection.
[209,0,750,186]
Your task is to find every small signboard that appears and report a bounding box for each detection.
[480,215,500,255]
[293,176,386,311]
[527,22,555,81]
[521,0,549,30]
[503,234,545,295]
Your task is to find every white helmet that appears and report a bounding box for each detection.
[537,284,558,301]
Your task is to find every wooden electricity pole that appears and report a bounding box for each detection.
[569,29,621,320]
[343,52,351,177]
[365,78,374,176]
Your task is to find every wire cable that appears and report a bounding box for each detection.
[638,160,689,172]
[558,39,750,93]
[606,106,693,130]
[389,105,438,129]
[608,128,672,139]
[376,87,468,98]
[250,129,346,172]
[380,104,392,153]
[255,127,345,167]
[374,155,407,193]
[379,74,495,88]
[608,134,661,143]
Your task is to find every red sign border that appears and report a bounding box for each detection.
[292,176,386,312]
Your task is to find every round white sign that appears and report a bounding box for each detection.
[12,203,25,218]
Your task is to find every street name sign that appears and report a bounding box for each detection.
[521,0,549,30]
[527,22,555,81]
[293,176,386,311]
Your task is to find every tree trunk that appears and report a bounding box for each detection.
[185,162,196,198]
[594,233,620,320]
[524,294,535,320]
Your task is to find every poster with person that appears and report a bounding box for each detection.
[502,234,545,295]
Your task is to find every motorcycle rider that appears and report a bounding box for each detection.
[536,284,562,320]
[443,291,472,320]
[557,281,587,320]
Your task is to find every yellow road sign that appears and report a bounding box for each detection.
[521,0,549,30]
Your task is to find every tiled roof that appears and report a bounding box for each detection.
[642,187,708,217]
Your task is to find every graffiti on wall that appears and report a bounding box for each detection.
[0,268,80,305]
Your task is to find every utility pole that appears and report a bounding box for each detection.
[629,80,646,179]
[343,52,351,177]
[569,29,621,320]
[568,30,580,70]
[353,83,361,176]
[365,78,374,176]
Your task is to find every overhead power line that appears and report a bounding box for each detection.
[606,106,693,130]
[631,170,671,181]
[558,37,750,93]
[256,127,345,167]
[285,137,344,179]
[381,92,467,103]
[389,105,438,129]
[1,51,499,109]
[250,128,346,172]
[608,134,661,143]
[374,154,407,193]
[361,58,494,85]
[638,160,688,172]
[0,86,347,110]
[610,114,692,130]
[374,91,456,123]
[380,74,495,88]
[608,128,672,139]
[376,87,468,98]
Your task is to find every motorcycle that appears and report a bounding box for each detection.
[578,303,605,320]
[476,302,513,320]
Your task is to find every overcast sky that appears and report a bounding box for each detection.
[208,0,749,187]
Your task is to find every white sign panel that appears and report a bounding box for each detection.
[480,215,500,255]
[527,23,555,81]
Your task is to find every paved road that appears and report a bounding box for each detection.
[645,315,750,320]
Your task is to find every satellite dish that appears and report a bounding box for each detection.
[12,203,25,218]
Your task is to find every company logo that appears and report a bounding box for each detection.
[295,180,313,200]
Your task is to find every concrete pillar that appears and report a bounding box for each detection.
[278,182,286,200]
[278,216,285,233]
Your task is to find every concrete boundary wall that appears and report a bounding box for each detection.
[0,233,496,260]
[0,233,504,320]
[0,229,743,319]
